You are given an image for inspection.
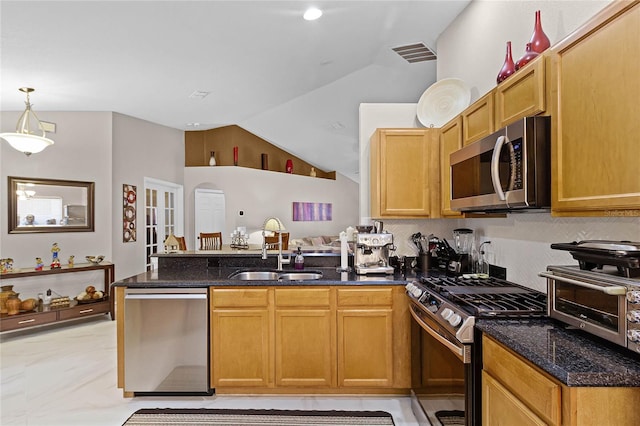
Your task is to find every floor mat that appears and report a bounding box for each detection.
[123,408,396,426]
[435,409,465,426]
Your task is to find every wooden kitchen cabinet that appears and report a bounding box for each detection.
[462,91,495,146]
[0,262,115,332]
[483,335,561,425]
[495,54,547,129]
[336,287,411,389]
[274,288,335,387]
[420,329,465,394]
[482,335,640,426]
[210,288,272,387]
[210,285,410,394]
[439,117,464,218]
[370,128,440,218]
[549,1,640,216]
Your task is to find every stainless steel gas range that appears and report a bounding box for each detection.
[406,274,547,426]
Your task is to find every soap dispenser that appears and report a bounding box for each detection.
[294,247,304,270]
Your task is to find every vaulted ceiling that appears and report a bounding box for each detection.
[1,1,470,182]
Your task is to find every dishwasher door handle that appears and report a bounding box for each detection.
[125,293,207,300]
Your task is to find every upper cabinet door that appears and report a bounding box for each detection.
[439,117,464,218]
[550,1,640,216]
[370,129,439,218]
[462,91,495,146]
[495,55,547,129]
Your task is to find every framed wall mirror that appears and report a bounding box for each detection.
[8,176,95,233]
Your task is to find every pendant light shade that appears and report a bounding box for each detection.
[0,87,55,156]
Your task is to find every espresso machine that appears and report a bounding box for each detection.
[355,232,395,275]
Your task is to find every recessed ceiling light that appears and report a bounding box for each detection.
[303,7,322,21]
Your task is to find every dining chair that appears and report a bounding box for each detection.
[199,232,223,250]
[264,232,289,250]
[175,236,187,251]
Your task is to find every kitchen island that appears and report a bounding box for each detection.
[114,249,416,397]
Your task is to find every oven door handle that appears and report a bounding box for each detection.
[410,305,470,364]
[538,272,627,295]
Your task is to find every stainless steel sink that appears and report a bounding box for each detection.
[229,271,280,280]
[228,270,323,281]
[278,272,323,280]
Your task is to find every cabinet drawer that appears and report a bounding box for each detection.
[275,288,330,307]
[58,301,110,321]
[483,336,560,424]
[1,311,57,332]
[337,288,392,307]
[212,288,269,308]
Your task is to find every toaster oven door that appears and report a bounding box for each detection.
[541,271,627,346]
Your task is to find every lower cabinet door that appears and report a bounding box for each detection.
[337,308,393,387]
[482,371,548,426]
[275,309,334,387]
[211,309,271,387]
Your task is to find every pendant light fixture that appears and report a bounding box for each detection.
[0,87,55,156]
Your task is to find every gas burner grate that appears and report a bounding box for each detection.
[420,275,547,317]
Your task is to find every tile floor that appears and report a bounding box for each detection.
[1,317,424,426]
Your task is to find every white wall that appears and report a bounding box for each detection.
[436,0,611,101]
[1,111,113,270]
[111,113,184,280]
[183,166,359,250]
[1,111,184,281]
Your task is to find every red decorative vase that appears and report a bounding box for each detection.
[497,41,516,84]
[233,146,239,166]
[516,43,539,70]
[285,159,293,174]
[529,10,550,53]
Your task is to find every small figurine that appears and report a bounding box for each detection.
[5,258,14,272]
[68,255,75,268]
[35,257,44,271]
[50,243,61,269]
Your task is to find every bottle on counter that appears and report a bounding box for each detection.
[294,247,304,270]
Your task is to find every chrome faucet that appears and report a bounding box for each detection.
[261,217,290,271]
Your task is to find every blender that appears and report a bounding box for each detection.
[450,228,474,274]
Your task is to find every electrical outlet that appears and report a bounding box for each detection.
[489,264,507,280]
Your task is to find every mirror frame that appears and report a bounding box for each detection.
[8,176,95,234]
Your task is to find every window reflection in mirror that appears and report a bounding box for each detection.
[8,177,95,233]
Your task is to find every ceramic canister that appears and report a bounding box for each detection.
[0,285,17,314]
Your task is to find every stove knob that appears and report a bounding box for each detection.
[405,283,415,293]
[628,329,640,343]
[627,291,640,304]
[441,308,453,320]
[448,313,462,327]
[412,287,423,298]
[427,302,438,313]
[627,310,640,323]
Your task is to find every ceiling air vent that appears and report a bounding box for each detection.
[392,43,436,63]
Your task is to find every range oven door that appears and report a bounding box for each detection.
[409,300,476,426]
[540,271,627,347]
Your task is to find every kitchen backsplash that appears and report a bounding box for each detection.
[383,214,639,293]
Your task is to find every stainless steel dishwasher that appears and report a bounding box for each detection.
[124,287,212,395]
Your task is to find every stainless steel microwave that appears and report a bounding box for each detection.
[449,116,551,212]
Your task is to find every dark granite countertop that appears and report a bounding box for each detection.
[477,318,640,387]
[112,266,425,288]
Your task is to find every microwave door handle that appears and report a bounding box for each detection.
[491,135,507,200]
[538,272,627,295]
